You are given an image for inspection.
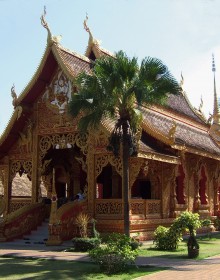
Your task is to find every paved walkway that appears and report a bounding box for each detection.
[0,241,220,279]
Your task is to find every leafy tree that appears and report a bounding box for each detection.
[69,51,180,236]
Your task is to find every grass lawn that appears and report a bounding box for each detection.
[138,233,220,259]
[0,257,166,280]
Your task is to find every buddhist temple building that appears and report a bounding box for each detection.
[0,15,220,244]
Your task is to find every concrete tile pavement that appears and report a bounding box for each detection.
[0,242,220,279]
[135,255,220,279]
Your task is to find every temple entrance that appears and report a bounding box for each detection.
[41,146,87,206]
[96,164,122,199]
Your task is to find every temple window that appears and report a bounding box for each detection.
[96,164,122,199]
[175,165,185,204]
[11,173,31,197]
[199,166,208,205]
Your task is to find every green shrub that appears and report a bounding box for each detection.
[154,211,209,253]
[174,211,202,236]
[72,237,100,252]
[153,225,182,250]
[130,239,141,250]
[214,217,220,230]
[89,233,138,274]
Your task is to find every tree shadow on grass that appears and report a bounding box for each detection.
[0,257,165,280]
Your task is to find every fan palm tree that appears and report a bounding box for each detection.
[69,51,180,236]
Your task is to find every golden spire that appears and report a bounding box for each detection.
[212,54,220,124]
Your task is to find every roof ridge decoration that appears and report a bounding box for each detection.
[84,14,102,58]
[41,6,62,46]
[193,95,207,122]
[168,119,177,144]
[177,72,207,123]
[10,85,23,120]
[11,84,17,109]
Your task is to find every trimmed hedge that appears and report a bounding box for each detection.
[72,237,101,252]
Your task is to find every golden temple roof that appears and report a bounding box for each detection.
[1,17,220,162]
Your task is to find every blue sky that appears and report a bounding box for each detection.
[1,0,220,134]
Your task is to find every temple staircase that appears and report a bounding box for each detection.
[5,220,49,247]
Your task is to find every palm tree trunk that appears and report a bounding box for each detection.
[122,120,130,236]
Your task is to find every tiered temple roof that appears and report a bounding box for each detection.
[1,16,220,162]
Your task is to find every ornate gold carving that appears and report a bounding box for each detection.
[130,200,144,215]
[146,200,161,215]
[95,199,123,216]
[162,163,176,218]
[9,200,32,213]
[10,160,32,180]
[129,158,144,189]
[39,133,88,161]
[19,120,33,153]
[168,120,177,143]
[95,155,122,178]
[88,127,109,149]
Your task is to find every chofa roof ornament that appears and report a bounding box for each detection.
[11,84,17,109]
[83,14,100,47]
[40,6,62,45]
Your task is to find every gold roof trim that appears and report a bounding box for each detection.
[142,119,173,146]
[150,104,209,131]
[180,90,208,123]
[0,107,22,146]
[138,151,180,165]
[171,143,220,161]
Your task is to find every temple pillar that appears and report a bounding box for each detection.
[87,151,95,216]
[1,161,10,215]
[31,118,39,203]
[162,163,176,218]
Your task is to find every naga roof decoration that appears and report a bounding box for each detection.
[84,14,114,59]
[1,14,220,161]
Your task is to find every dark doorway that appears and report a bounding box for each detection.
[140,181,151,199]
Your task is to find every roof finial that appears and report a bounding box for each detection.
[198,95,203,112]
[180,72,184,88]
[41,6,52,43]
[83,13,93,40]
[11,84,17,109]
[40,6,61,45]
